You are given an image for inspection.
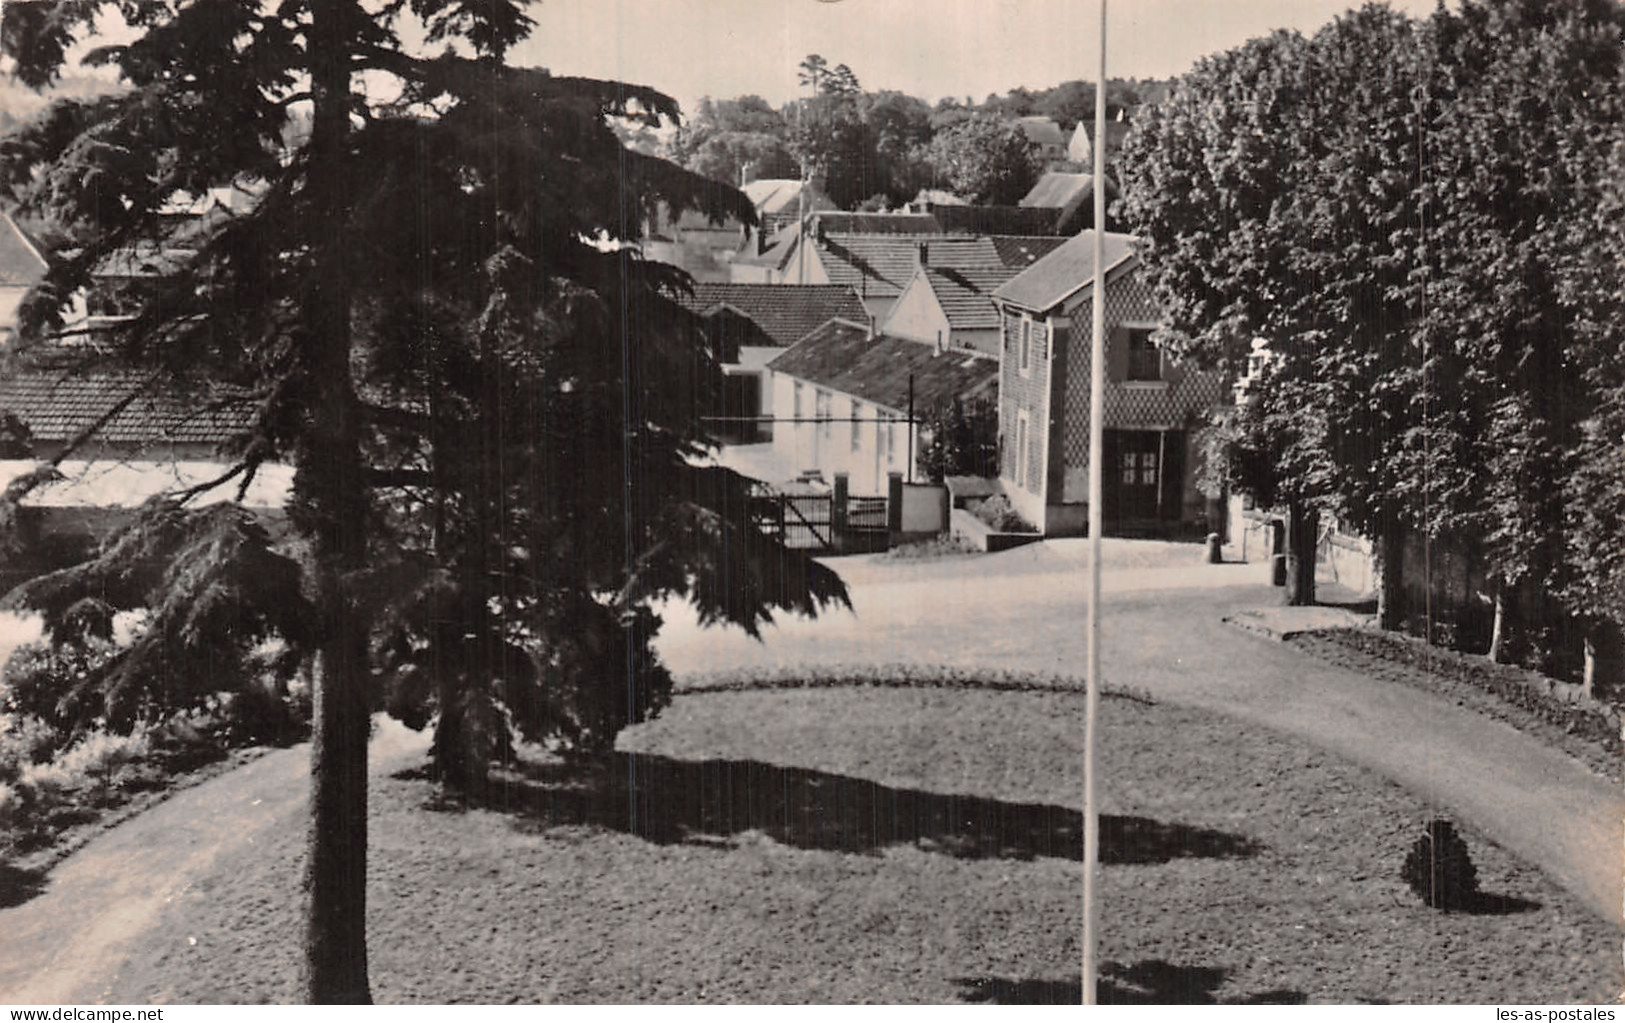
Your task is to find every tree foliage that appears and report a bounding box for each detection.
[917,398,998,483]
[1,0,848,1001]
[919,114,1040,206]
[1119,0,1625,662]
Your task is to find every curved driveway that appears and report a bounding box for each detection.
[0,541,1617,1003]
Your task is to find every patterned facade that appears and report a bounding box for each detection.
[997,260,1227,535]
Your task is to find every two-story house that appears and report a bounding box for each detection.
[990,230,1227,537]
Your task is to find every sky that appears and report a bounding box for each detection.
[508,0,1448,116]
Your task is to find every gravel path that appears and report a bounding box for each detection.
[0,720,429,1003]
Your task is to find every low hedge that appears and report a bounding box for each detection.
[675,662,1155,704]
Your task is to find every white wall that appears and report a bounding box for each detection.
[767,373,917,496]
[884,274,949,348]
[0,286,28,334]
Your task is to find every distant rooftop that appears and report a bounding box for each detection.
[677,283,867,347]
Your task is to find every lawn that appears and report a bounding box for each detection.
[109,683,1620,1004]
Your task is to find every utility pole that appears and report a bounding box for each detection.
[1083,0,1108,1007]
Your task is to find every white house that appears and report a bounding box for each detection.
[766,320,998,495]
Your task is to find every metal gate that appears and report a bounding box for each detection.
[749,483,836,550]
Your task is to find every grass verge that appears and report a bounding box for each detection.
[105,681,1618,1004]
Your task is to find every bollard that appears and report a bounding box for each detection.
[1205,532,1222,564]
[1271,552,1287,586]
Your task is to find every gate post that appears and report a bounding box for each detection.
[886,472,904,535]
[832,472,849,549]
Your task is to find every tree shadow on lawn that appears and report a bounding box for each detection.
[0,861,48,909]
[1445,890,1543,916]
[419,752,1263,864]
[957,961,1307,1004]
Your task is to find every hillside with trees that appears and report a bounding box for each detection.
[672,61,1169,208]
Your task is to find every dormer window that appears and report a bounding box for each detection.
[1126,327,1162,381]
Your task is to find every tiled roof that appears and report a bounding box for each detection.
[733,220,801,269]
[741,179,832,216]
[988,235,1069,269]
[679,283,868,346]
[920,266,1022,330]
[0,368,257,448]
[992,230,1140,313]
[815,234,1006,299]
[1020,172,1099,210]
[1017,116,1067,147]
[0,211,49,288]
[767,320,998,414]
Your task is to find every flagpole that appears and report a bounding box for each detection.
[1083,0,1107,1006]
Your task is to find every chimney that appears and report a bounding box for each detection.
[916,241,929,269]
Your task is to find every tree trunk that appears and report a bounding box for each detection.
[1284,501,1318,606]
[1487,583,1508,664]
[301,0,372,1004]
[1377,520,1405,631]
[1582,634,1597,700]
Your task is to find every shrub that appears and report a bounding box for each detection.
[973,495,1037,533]
[0,640,119,735]
[19,731,150,799]
[0,715,66,784]
[1401,817,1479,910]
[885,534,980,560]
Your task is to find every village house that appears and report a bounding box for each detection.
[1019,171,1117,234]
[990,230,1227,537]
[0,197,285,561]
[883,236,1066,356]
[1066,113,1132,168]
[0,211,49,345]
[1016,115,1069,167]
[644,177,836,283]
[734,217,1066,323]
[675,282,867,442]
[765,320,998,496]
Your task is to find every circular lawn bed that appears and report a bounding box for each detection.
[110,685,1620,1004]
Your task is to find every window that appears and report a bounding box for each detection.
[851,402,864,452]
[1121,449,1158,486]
[1126,327,1163,381]
[815,389,832,440]
[880,414,893,463]
[793,381,804,420]
[1015,411,1030,489]
[1019,318,1032,374]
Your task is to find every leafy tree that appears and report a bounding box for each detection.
[920,114,1040,206]
[1,0,846,1002]
[1118,13,1423,608]
[796,53,830,94]
[1120,0,1625,654]
[917,398,998,483]
[861,90,934,201]
[788,92,881,209]
[670,95,797,185]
